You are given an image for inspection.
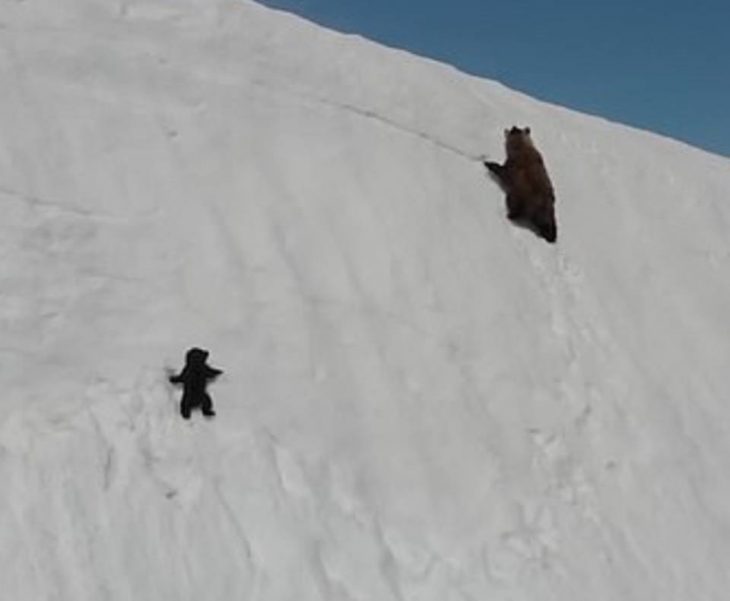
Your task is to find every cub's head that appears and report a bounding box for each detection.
[186,347,209,366]
[504,126,534,156]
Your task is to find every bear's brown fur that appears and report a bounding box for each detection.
[485,127,557,243]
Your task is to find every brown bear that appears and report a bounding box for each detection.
[484,127,557,243]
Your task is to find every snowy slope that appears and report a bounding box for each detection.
[1,1,730,599]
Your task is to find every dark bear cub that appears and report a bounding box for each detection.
[485,126,557,243]
[169,347,223,419]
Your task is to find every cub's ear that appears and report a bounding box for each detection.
[524,127,531,135]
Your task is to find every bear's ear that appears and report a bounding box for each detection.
[524,127,531,135]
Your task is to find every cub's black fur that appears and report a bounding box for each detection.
[169,347,223,419]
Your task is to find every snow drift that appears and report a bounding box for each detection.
[1,1,729,599]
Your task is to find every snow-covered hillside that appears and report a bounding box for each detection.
[1,1,730,599]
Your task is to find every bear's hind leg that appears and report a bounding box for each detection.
[533,206,557,243]
[180,400,191,419]
[506,194,525,221]
[201,394,215,417]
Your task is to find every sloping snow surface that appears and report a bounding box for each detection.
[1,1,730,599]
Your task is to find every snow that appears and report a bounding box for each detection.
[1,0,730,599]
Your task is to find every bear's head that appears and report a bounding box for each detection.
[504,126,533,156]
[186,347,209,365]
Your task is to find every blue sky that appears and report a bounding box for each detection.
[259,0,730,158]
